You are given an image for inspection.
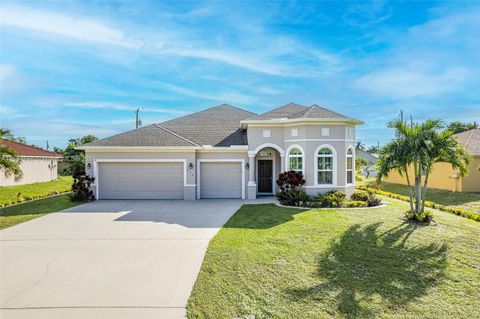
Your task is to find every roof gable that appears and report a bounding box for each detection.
[454,128,480,154]
[160,104,256,146]
[0,139,61,157]
[244,102,361,123]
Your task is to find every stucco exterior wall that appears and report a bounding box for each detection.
[247,123,356,196]
[462,157,480,192]
[0,157,58,186]
[382,163,462,192]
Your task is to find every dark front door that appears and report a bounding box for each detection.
[258,160,273,193]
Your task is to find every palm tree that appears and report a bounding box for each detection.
[377,115,470,221]
[0,129,23,179]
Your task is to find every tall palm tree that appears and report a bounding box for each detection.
[0,129,23,179]
[377,115,470,221]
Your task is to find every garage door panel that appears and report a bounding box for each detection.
[200,162,242,199]
[98,162,183,199]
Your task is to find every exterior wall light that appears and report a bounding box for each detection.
[87,162,91,169]
[246,162,250,169]
[189,163,194,170]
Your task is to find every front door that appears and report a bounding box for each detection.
[258,160,273,193]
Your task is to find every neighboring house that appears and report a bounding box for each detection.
[356,150,378,177]
[383,128,480,192]
[78,103,363,200]
[0,139,62,186]
[356,150,378,164]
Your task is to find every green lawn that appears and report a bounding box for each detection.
[187,200,480,318]
[0,176,73,206]
[0,194,82,229]
[371,181,480,213]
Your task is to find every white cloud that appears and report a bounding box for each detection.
[64,101,187,115]
[356,67,471,97]
[0,5,338,77]
[0,105,28,123]
[156,82,258,104]
[0,64,16,83]
[0,6,138,48]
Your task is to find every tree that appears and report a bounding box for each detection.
[0,129,23,179]
[355,157,368,175]
[446,121,478,134]
[355,141,366,151]
[366,144,380,154]
[63,135,98,175]
[377,114,470,222]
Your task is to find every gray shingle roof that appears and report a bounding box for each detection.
[84,104,256,147]
[82,102,362,148]
[85,124,198,147]
[246,103,359,121]
[455,128,480,155]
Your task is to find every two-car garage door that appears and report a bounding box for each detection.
[98,162,184,199]
[97,161,244,199]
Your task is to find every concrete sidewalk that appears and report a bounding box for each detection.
[0,198,275,318]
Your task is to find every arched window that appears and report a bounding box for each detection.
[317,147,334,184]
[346,148,354,184]
[288,148,303,172]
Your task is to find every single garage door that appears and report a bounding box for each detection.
[98,162,183,199]
[200,162,242,199]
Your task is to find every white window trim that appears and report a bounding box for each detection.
[94,159,192,200]
[196,159,245,199]
[346,145,355,186]
[314,144,337,187]
[285,144,305,176]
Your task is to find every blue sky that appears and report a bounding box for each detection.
[1,1,479,149]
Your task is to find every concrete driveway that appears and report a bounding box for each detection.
[0,198,273,318]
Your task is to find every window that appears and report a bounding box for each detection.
[291,128,298,137]
[346,148,354,184]
[321,128,330,136]
[288,148,303,172]
[263,129,271,138]
[347,127,353,138]
[317,147,334,184]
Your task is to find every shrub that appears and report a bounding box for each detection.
[343,200,368,208]
[321,190,346,208]
[405,210,433,223]
[356,185,480,222]
[366,192,382,207]
[351,190,369,202]
[276,188,308,206]
[276,171,306,192]
[72,173,95,202]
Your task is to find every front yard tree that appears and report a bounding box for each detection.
[377,114,470,222]
[0,129,23,178]
[64,135,98,175]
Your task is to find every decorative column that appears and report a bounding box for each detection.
[280,153,285,173]
[247,153,257,199]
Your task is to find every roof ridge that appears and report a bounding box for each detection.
[0,138,60,156]
[153,124,201,146]
[462,129,475,150]
[309,104,363,121]
[160,103,256,125]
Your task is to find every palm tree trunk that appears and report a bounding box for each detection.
[421,171,430,212]
[414,163,421,214]
[404,168,415,213]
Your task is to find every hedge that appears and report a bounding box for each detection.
[0,191,72,208]
[356,185,480,222]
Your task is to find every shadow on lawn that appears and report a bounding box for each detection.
[289,222,448,318]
